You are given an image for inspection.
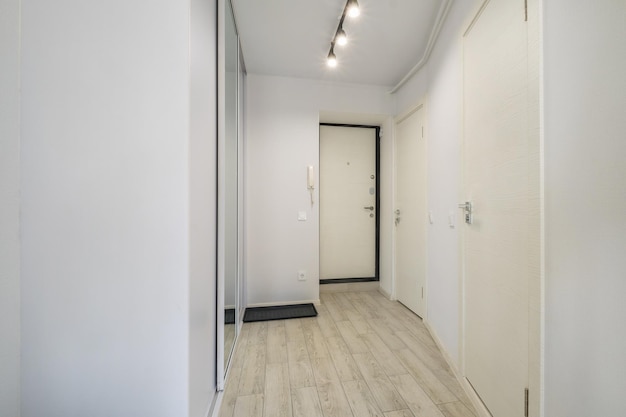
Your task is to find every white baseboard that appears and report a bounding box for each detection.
[246,299,321,308]
[423,320,492,417]
[207,390,221,417]
[378,286,393,300]
[319,281,379,293]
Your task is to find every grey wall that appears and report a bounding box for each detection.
[543,1,626,416]
[0,0,21,414]
[19,0,218,415]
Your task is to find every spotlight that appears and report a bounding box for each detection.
[336,28,347,46]
[347,0,360,18]
[327,49,337,67]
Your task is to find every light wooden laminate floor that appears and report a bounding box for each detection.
[219,290,477,417]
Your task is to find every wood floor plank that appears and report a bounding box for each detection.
[289,358,316,389]
[292,386,325,417]
[365,378,408,412]
[323,299,348,322]
[311,355,340,386]
[237,342,266,395]
[393,349,457,404]
[246,321,268,346]
[232,394,264,417]
[352,352,387,380]
[287,339,310,362]
[351,296,381,320]
[394,331,448,371]
[437,401,477,417]
[325,336,363,381]
[317,381,354,417]
[267,322,288,364]
[285,318,306,343]
[368,319,407,350]
[342,379,385,417]
[383,410,415,417]
[389,374,445,417]
[287,339,316,388]
[360,332,408,376]
[317,310,342,339]
[218,367,242,417]
[265,362,293,417]
[343,308,372,334]
[335,320,369,354]
[302,320,331,359]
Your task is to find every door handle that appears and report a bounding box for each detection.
[363,206,374,211]
[458,201,473,224]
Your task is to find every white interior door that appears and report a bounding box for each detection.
[320,125,377,280]
[462,0,533,415]
[394,106,427,318]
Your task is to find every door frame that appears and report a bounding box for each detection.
[319,123,381,284]
[392,102,429,317]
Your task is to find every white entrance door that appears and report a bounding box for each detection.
[462,0,536,415]
[320,125,377,280]
[394,106,427,318]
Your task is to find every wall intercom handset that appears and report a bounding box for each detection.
[307,166,315,205]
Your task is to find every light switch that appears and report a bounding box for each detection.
[298,211,307,221]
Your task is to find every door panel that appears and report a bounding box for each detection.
[320,125,377,280]
[463,0,532,415]
[394,106,427,318]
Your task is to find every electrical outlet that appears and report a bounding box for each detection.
[298,270,306,281]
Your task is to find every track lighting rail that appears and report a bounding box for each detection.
[327,0,360,67]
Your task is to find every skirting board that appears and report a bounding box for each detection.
[247,299,321,307]
[378,285,394,300]
[319,281,379,293]
[423,320,492,417]
[207,389,221,417]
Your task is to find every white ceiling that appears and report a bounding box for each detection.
[231,0,446,88]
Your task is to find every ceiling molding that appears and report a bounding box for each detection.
[389,0,454,94]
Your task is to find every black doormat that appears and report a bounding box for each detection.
[225,308,235,325]
[243,303,317,323]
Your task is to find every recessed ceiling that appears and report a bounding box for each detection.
[231,0,446,87]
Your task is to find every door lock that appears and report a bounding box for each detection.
[458,201,473,224]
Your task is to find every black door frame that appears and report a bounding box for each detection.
[318,123,381,284]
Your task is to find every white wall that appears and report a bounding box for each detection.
[543,1,626,415]
[0,0,21,414]
[189,0,218,415]
[394,0,480,366]
[246,75,394,305]
[19,1,217,416]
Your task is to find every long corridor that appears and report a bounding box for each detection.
[219,291,477,417]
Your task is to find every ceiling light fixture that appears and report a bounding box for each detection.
[335,27,348,46]
[326,0,361,69]
[327,49,337,67]
[347,0,360,18]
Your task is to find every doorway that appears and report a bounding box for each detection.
[394,105,427,318]
[319,124,380,284]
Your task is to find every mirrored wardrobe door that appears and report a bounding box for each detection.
[217,0,240,389]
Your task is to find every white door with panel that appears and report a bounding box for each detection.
[320,125,377,280]
[462,0,538,415]
[394,106,427,318]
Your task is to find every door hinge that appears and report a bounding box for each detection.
[524,0,528,21]
[421,287,424,298]
[421,126,424,138]
[524,388,529,417]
